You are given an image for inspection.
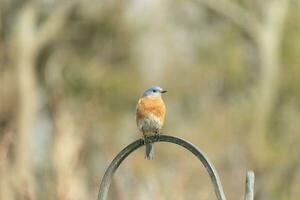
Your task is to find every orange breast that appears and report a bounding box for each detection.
[136,96,166,126]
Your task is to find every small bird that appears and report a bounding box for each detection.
[136,85,167,160]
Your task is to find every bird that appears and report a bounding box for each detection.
[136,85,167,160]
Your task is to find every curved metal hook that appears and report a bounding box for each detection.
[98,134,255,199]
[98,134,228,200]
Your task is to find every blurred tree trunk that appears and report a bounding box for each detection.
[12,1,77,199]
[14,4,38,199]
[196,0,290,166]
[252,0,289,165]
[52,100,88,200]
[0,129,14,200]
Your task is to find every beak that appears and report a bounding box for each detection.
[161,90,167,93]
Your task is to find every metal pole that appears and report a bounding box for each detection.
[244,171,255,200]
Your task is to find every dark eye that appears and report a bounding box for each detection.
[153,90,157,93]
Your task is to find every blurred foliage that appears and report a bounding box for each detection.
[0,0,300,200]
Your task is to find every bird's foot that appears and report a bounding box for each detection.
[154,132,160,141]
[141,137,146,145]
[143,135,150,145]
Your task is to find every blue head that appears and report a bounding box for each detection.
[143,85,167,97]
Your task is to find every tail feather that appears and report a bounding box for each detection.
[145,143,154,160]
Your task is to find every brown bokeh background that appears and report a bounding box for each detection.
[1,0,300,199]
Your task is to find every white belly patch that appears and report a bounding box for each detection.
[138,113,162,135]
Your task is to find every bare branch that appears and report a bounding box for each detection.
[194,0,262,42]
[36,1,78,50]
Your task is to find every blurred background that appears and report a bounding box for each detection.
[1,0,300,199]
